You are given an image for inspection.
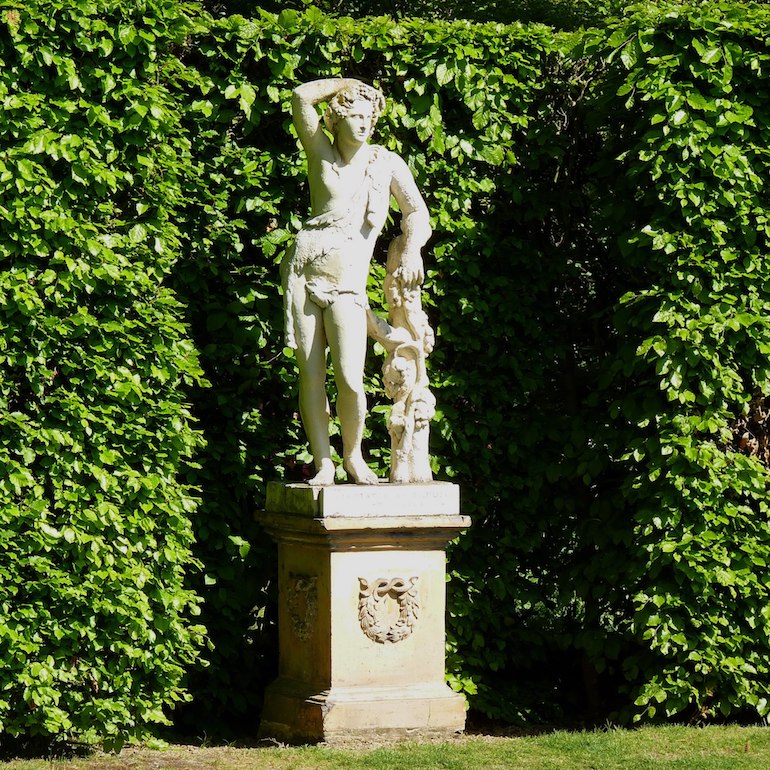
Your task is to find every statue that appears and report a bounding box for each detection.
[281,78,434,486]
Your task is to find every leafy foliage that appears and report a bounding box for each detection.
[0,0,206,748]
[203,0,640,31]
[168,7,583,727]
[4,0,770,741]
[174,2,770,729]
[570,1,770,722]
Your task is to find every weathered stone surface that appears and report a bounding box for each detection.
[282,78,435,486]
[257,481,469,744]
[265,480,460,518]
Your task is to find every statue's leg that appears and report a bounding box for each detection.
[325,297,378,485]
[293,285,335,486]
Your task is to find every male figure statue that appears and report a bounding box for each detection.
[282,78,431,486]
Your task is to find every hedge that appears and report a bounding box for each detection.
[573,2,770,722]
[3,0,770,744]
[171,7,574,729]
[0,0,206,748]
[173,2,770,728]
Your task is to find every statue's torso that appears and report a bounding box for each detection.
[299,145,393,293]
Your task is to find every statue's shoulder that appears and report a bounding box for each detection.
[370,145,410,180]
[369,144,399,167]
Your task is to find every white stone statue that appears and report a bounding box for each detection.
[282,78,433,486]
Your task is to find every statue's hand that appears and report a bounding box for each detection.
[395,253,424,290]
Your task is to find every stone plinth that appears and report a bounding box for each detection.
[257,481,470,744]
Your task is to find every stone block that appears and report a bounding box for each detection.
[257,481,470,744]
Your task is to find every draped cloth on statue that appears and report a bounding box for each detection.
[281,145,394,350]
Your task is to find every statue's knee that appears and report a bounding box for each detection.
[336,379,365,402]
[299,369,326,391]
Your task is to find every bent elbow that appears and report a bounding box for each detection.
[290,89,303,114]
[419,209,432,242]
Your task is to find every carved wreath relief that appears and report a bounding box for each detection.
[358,577,419,644]
[286,573,318,641]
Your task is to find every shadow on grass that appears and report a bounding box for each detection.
[0,736,95,762]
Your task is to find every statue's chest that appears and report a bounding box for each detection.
[319,159,368,198]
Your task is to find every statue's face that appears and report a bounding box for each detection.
[336,99,374,145]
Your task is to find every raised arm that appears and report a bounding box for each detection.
[291,78,362,156]
[390,155,432,290]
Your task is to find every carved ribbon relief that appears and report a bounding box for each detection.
[358,576,420,643]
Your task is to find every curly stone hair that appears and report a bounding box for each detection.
[323,82,386,136]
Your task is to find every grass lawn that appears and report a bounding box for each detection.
[3,726,770,770]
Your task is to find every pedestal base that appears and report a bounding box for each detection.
[257,481,470,744]
[259,679,467,744]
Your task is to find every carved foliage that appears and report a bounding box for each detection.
[358,576,420,643]
[367,236,436,483]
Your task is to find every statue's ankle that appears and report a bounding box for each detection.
[308,460,335,486]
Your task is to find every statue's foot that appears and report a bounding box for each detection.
[390,469,409,484]
[343,456,379,485]
[307,460,336,487]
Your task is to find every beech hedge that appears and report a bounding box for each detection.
[174,2,770,728]
[0,0,206,748]
[574,2,770,722]
[3,0,770,744]
[171,8,573,729]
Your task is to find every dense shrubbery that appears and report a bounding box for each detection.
[3,0,770,744]
[204,0,645,31]
[0,0,206,748]
[170,7,583,727]
[573,2,770,721]
[174,2,770,728]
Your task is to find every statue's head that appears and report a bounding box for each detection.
[324,83,385,140]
